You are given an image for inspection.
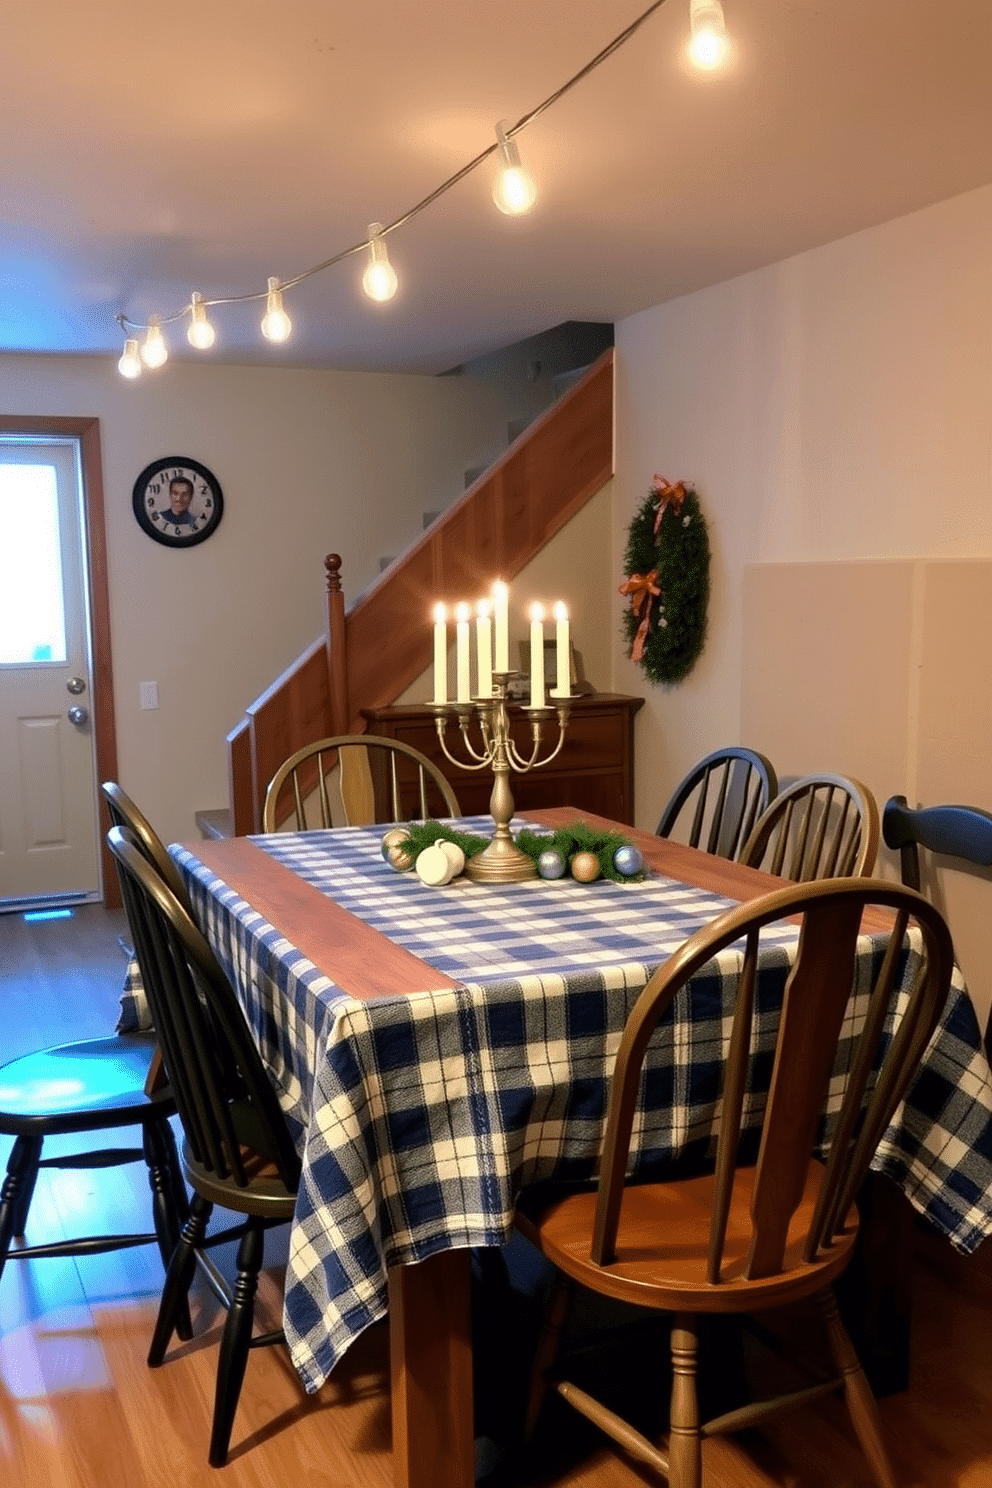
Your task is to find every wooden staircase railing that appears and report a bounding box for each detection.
[227,348,614,834]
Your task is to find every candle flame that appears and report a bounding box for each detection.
[433,602,447,623]
[455,602,471,622]
[553,601,568,621]
[529,602,545,623]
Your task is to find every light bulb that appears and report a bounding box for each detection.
[187,292,216,350]
[261,276,292,342]
[362,224,398,302]
[140,320,168,368]
[492,121,537,216]
[118,339,142,379]
[688,0,729,69]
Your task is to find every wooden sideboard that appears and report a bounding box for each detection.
[360,693,644,826]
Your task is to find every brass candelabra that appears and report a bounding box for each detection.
[431,670,571,882]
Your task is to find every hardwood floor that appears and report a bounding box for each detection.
[3,903,992,1487]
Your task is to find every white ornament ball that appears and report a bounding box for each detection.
[416,844,456,886]
[436,839,466,877]
[537,849,567,880]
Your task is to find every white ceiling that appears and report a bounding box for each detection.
[4,0,990,375]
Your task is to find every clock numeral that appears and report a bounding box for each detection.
[203,496,212,509]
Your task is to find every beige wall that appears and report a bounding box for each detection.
[612,181,992,1022]
[1,353,546,845]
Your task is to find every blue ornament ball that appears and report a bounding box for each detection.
[613,844,644,878]
[537,849,567,880]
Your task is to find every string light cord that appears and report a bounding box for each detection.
[116,0,672,341]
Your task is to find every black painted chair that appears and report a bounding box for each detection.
[0,928,188,1306]
[107,824,302,1468]
[101,779,192,909]
[883,793,992,1060]
[656,747,778,860]
[882,795,992,892]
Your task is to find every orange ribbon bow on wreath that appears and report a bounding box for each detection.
[650,475,687,535]
[618,568,661,663]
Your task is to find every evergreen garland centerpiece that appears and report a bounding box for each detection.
[382,819,646,885]
[620,476,710,686]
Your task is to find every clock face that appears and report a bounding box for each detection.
[132,457,224,548]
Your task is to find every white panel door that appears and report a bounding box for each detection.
[0,441,100,905]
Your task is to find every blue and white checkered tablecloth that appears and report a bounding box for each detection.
[118,816,992,1396]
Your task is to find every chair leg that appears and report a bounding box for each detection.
[149,1194,212,1367]
[0,1135,43,1281]
[11,1134,42,1237]
[524,1272,572,1440]
[142,1116,192,1339]
[668,1313,702,1488]
[210,1219,265,1468]
[818,1289,898,1488]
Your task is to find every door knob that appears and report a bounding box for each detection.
[66,676,87,695]
[67,705,89,726]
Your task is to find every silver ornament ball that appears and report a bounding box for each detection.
[537,849,567,880]
[613,844,644,877]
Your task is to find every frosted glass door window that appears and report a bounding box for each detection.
[0,462,67,664]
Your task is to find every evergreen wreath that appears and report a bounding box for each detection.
[620,476,710,686]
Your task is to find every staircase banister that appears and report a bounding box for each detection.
[341,348,614,728]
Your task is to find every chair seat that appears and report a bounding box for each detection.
[181,1140,299,1218]
[0,1033,170,1132]
[516,1160,859,1314]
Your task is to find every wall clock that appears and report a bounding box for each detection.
[132,457,224,548]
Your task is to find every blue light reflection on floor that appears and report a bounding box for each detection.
[23,908,74,922]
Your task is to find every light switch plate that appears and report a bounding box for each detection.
[139,681,159,710]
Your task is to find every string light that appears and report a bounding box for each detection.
[492,121,538,215]
[116,0,731,376]
[260,277,292,342]
[140,319,167,368]
[361,224,399,302]
[187,292,216,349]
[118,339,142,379]
[688,0,729,69]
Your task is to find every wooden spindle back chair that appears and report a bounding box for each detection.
[514,876,953,1488]
[741,772,880,880]
[262,733,461,832]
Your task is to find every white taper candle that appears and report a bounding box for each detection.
[492,580,509,673]
[455,603,471,702]
[476,599,493,699]
[552,601,570,696]
[528,602,545,708]
[432,603,448,704]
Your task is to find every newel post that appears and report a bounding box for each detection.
[325,553,349,734]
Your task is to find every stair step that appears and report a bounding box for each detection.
[507,414,534,443]
[423,510,441,528]
[464,465,488,490]
[379,555,395,572]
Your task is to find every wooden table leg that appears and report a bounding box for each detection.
[389,1248,475,1488]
